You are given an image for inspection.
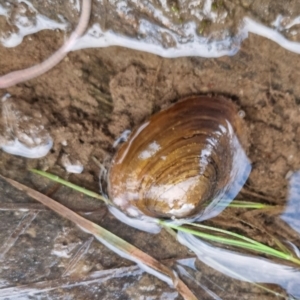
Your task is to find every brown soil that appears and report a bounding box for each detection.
[0,7,300,300]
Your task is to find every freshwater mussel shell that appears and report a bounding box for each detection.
[108,96,250,220]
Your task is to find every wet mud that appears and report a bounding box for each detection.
[0,1,300,299]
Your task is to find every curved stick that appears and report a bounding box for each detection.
[0,0,92,89]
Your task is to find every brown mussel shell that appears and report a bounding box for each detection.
[108,96,250,220]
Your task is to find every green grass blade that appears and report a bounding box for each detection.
[31,169,300,266]
[228,200,271,209]
[30,169,110,204]
[183,222,267,246]
[160,221,300,265]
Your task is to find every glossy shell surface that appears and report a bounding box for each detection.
[108,96,250,220]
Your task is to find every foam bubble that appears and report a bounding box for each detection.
[108,206,161,234]
[0,2,68,48]
[1,137,52,158]
[72,22,241,58]
[2,2,300,57]
[61,154,84,174]
[243,17,300,54]
[0,94,53,159]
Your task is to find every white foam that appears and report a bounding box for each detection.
[1,93,11,102]
[72,22,241,58]
[108,206,161,234]
[1,2,300,58]
[113,129,131,148]
[281,171,300,234]
[203,0,218,22]
[65,163,84,174]
[51,248,71,258]
[2,0,300,59]
[72,15,300,57]
[0,2,68,48]
[243,17,300,54]
[61,154,84,173]
[1,137,53,158]
[71,13,300,57]
[0,4,8,16]
[0,94,53,159]
[177,231,300,297]
[285,16,300,29]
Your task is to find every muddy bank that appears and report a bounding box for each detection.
[1,31,299,199]
[0,3,300,299]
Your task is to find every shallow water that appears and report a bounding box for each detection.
[0,1,300,299]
